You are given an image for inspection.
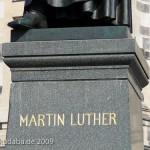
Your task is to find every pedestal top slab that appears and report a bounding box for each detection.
[2,38,149,80]
[11,26,131,42]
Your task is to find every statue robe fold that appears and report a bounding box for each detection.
[24,0,132,27]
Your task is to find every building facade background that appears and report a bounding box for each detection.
[0,0,24,148]
[0,0,150,149]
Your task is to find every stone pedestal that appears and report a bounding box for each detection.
[2,27,149,150]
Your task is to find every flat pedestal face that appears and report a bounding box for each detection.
[2,30,149,150]
[6,80,143,150]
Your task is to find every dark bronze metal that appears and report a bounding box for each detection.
[8,0,132,30]
[11,26,131,42]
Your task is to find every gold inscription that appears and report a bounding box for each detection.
[29,114,37,126]
[20,112,117,127]
[20,114,28,126]
[94,113,101,125]
[20,113,65,127]
[71,113,117,126]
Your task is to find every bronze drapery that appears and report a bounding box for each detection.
[24,0,132,28]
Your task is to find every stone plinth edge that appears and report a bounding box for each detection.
[2,38,149,89]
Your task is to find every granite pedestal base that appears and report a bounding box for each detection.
[2,31,149,150]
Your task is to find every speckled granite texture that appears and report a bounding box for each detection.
[2,36,149,150]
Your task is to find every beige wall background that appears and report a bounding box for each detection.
[0,0,150,149]
[0,0,24,147]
